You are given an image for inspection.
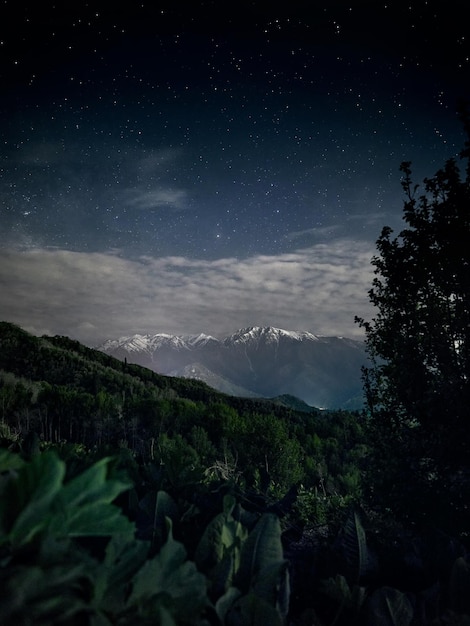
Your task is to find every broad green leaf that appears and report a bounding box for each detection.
[364,586,413,626]
[155,490,178,521]
[2,452,66,547]
[93,534,149,614]
[252,560,290,619]
[57,457,131,509]
[235,513,283,594]
[0,562,87,625]
[320,574,366,614]
[335,508,372,583]
[48,501,134,537]
[320,574,352,605]
[195,506,247,575]
[129,519,209,622]
[215,587,242,622]
[43,456,135,538]
[138,489,178,548]
[225,592,283,626]
[206,543,242,598]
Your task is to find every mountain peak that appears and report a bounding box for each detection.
[182,333,219,348]
[224,326,319,345]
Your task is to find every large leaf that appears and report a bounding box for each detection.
[0,452,134,546]
[0,451,66,547]
[0,562,87,625]
[225,592,283,626]
[138,489,178,548]
[47,456,133,537]
[93,534,150,616]
[235,513,283,594]
[364,586,413,626]
[320,574,366,617]
[252,560,290,620]
[195,494,247,594]
[215,587,243,623]
[49,501,134,537]
[129,519,209,623]
[334,508,373,583]
[56,456,131,509]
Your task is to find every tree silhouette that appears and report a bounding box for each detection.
[356,107,470,530]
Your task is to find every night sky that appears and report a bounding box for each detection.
[1,1,469,344]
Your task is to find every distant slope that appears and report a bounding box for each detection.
[171,362,261,398]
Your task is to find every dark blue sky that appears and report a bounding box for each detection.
[1,1,469,343]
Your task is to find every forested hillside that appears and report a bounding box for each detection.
[2,319,470,625]
[0,320,364,495]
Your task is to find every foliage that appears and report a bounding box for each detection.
[0,449,210,626]
[0,321,364,507]
[356,111,470,530]
[1,425,470,623]
[0,449,133,549]
[195,494,289,624]
[331,507,376,585]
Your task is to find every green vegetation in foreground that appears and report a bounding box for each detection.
[0,319,469,625]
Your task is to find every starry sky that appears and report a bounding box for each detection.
[1,1,469,345]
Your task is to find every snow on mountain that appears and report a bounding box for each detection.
[224,326,320,346]
[99,334,155,353]
[181,333,219,348]
[100,333,192,353]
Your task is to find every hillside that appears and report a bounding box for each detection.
[0,321,316,423]
[2,321,468,626]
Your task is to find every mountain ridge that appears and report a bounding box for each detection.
[97,326,368,409]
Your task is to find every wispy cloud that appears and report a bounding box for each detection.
[286,225,342,241]
[0,240,375,345]
[120,188,188,210]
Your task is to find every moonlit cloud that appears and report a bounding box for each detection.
[0,241,375,345]
[121,188,188,210]
[286,225,342,241]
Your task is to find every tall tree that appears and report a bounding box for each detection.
[356,109,470,530]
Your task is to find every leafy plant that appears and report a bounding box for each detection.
[134,488,179,550]
[0,450,211,626]
[319,574,366,625]
[332,507,375,585]
[0,450,134,549]
[195,496,290,625]
[363,586,413,626]
[195,494,248,598]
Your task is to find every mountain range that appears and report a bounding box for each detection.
[98,326,369,409]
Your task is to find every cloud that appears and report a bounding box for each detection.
[0,241,375,345]
[137,149,184,175]
[286,225,342,241]
[121,187,188,210]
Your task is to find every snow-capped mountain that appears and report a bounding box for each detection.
[223,326,319,346]
[97,326,368,409]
